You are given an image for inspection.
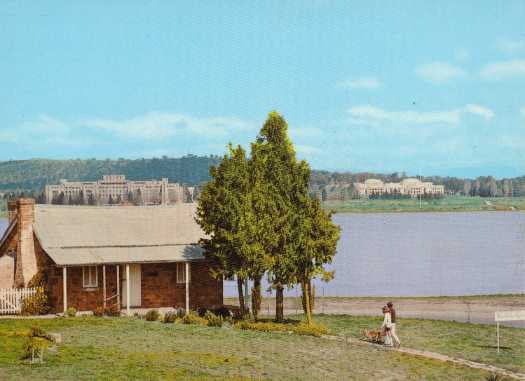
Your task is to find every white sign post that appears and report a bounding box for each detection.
[494,310,525,354]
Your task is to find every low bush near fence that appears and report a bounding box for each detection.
[65,307,77,317]
[21,288,50,316]
[235,320,328,337]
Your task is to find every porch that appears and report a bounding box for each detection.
[57,260,222,315]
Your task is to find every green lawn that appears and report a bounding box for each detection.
[0,316,499,381]
[323,196,525,213]
[313,314,525,374]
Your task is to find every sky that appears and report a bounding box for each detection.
[1,1,524,178]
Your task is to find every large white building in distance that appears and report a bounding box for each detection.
[354,178,445,198]
[45,175,192,205]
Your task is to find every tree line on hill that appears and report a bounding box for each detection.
[0,156,524,201]
[311,172,525,201]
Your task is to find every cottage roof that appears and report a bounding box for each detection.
[34,203,206,266]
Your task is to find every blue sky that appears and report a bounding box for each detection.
[1,1,524,178]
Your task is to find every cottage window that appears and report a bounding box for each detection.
[82,266,98,288]
[176,262,190,284]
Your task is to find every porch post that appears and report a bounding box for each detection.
[116,265,120,310]
[126,264,130,316]
[103,265,106,309]
[62,267,67,314]
[185,262,190,315]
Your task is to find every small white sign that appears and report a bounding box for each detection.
[495,310,525,322]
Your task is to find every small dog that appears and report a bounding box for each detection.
[363,329,383,343]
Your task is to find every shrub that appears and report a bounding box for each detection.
[486,375,508,381]
[21,326,54,362]
[292,322,328,337]
[197,307,208,317]
[93,306,104,317]
[181,311,208,326]
[104,305,121,317]
[21,288,50,316]
[163,311,177,323]
[234,321,328,337]
[231,306,248,321]
[175,308,186,319]
[65,307,77,317]
[204,311,223,327]
[145,309,160,322]
[213,306,232,319]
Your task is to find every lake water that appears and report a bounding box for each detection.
[2,212,524,297]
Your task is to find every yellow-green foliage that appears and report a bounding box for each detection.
[145,309,160,321]
[21,288,50,316]
[181,311,208,326]
[21,326,55,360]
[65,307,77,317]
[204,311,223,327]
[235,321,328,337]
[162,311,177,323]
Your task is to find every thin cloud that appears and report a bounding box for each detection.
[415,62,466,85]
[81,112,254,140]
[480,59,525,80]
[347,104,494,125]
[337,77,382,90]
[497,39,525,54]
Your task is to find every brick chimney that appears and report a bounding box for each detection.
[14,198,38,287]
[7,200,17,223]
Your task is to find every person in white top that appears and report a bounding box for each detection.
[381,306,393,347]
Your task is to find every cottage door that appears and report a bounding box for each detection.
[121,264,142,307]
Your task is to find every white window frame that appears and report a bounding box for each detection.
[176,262,190,284]
[82,266,98,288]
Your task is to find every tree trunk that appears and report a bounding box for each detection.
[251,276,262,321]
[301,280,313,325]
[275,284,284,322]
[236,276,246,316]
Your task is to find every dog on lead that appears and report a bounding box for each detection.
[363,329,383,343]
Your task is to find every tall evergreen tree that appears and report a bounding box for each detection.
[250,112,311,322]
[197,144,253,316]
[293,197,340,324]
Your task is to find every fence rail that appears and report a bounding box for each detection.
[0,287,40,315]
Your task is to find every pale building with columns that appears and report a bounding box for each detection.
[354,178,445,198]
[45,175,186,205]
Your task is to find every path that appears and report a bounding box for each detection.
[238,295,525,327]
[322,334,525,380]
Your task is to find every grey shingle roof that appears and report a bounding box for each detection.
[34,204,206,266]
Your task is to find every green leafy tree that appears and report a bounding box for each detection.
[250,112,312,322]
[294,197,340,324]
[197,144,253,316]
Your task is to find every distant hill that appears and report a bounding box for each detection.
[0,156,523,198]
[0,155,221,191]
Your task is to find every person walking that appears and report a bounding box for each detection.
[387,301,401,348]
[381,306,393,347]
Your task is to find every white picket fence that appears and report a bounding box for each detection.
[0,287,40,315]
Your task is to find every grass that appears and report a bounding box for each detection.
[323,196,525,213]
[312,314,525,374]
[0,316,497,380]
